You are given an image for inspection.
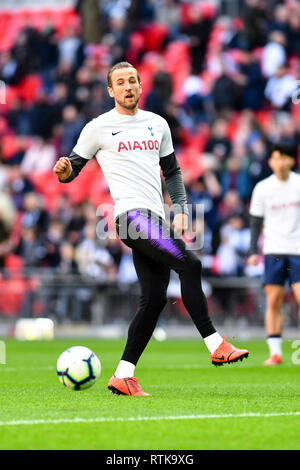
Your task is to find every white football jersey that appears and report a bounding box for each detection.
[73,108,174,220]
[249,171,300,255]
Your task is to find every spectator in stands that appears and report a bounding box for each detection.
[241,0,268,50]
[21,192,49,237]
[181,4,214,74]
[217,189,245,225]
[288,11,300,56]
[243,138,270,188]
[211,62,244,113]
[57,26,84,70]
[6,164,34,211]
[65,202,86,245]
[37,24,59,93]
[0,192,16,267]
[187,176,219,231]
[220,155,253,201]
[55,240,84,322]
[15,226,45,268]
[216,214,250,276]
[105,14,130,64]
[49,82,70,126]
[21,136,57,175]
[261,30,287,78]
[145,70,173,119]
[43,219,65,268]
[267,4,289,40]
[126,0,155,31]
[28,91,55,138]
[264,64,298,112]
[75,222,114,281]
[53,193,74,227]
[60,105,86,156]
[182,74,211,126]
[205,118,232,163]
[6,98,31,136]
[83,83,112,120]
[0,51,21,85]
[239,50,266,110]
[155,0,181,40]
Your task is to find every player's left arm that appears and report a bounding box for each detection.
[160,152,189,235]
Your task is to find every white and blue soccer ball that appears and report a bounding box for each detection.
[57,346,101,390]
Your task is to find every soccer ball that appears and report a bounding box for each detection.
[57,346,101,390]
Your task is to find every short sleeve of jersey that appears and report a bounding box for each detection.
[249,183,265,217]
[159,118,174,158]
[72,120,100,160]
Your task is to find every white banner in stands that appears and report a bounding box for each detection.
[0,0,75,10]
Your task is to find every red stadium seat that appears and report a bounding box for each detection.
[1,134,19,160]
[142,23,168,52]
[180,2,217,25]
[17,75,42,104]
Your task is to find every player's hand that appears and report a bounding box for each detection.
[248,254,258,266]
[172,213,188,236]
[53,157,72,181]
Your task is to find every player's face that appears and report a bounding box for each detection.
[108,68,142,115]
[269,151,294,180]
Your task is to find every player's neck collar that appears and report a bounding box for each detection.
[113,107,140,118]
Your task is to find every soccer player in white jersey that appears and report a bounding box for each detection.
[248,144,300,365]
[54,62,248,396]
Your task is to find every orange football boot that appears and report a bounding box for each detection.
[209,337,249,366]
[108,375,150,396]
[263,354,282,366]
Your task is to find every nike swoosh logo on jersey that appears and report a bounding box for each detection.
[112,131,123,136]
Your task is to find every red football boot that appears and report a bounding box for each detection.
[209,337,249,366]
[108,375,150,396]
[263,354,282,366]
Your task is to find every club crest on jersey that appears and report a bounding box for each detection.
[148,126,154,137]
[118,140,160,152]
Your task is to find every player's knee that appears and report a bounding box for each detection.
[142,287,168,311]
[266,292,283,310]
[187,257,203,276]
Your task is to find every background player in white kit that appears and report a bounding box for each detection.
[54,62,248,396]
[248,144,300,365]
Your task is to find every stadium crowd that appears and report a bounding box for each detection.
[0,0,299,312]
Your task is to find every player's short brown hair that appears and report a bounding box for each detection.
[107,62,141,88]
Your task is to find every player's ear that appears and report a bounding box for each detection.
[107,86,114,98]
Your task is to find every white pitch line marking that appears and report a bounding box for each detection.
[0,411,299,427]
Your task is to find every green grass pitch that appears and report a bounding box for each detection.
[0,337,299,450]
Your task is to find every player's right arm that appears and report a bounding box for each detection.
[53,152,89,182]
[248,182,265,265]
[53,119,100,183]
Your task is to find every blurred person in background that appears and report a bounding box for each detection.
[6,165,34,211]
[241,0,268,50]
[264,64,298,112]
[21,192,49,238]
[61,105,86,156]
[57,26,84,71]
[181,3,214,74]
[248,144,300,365]
[205,118,232,163]
[21,136,57,175]
[0,191,16,267]
[261,30,287,79]
[187,176,219,232]
[239,50,266,111]
[75,222,114,281]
